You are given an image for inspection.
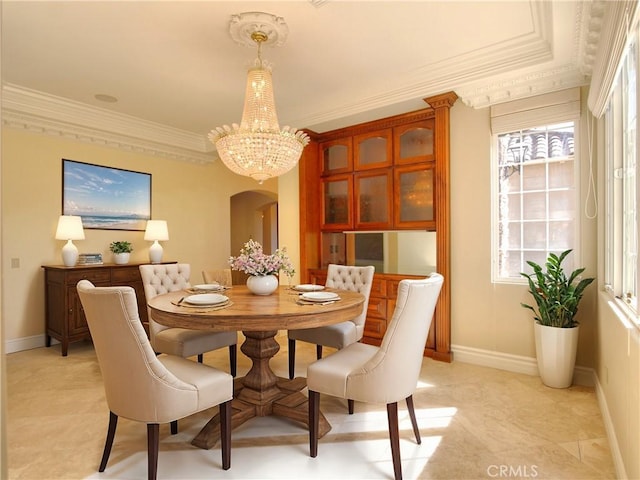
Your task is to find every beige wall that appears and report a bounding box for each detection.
[1,128,276,348]
[449,94,598,365]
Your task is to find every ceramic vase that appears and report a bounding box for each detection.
[246,274,278,295]
[534,322,579,388]
[113,252,130,265]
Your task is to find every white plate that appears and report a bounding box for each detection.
[300,291,340,302]
[193,283,223,291]
[183,294,229,306]
[293,284,325,292]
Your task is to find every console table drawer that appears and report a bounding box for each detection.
[111,267,141,283]
[66,269,111,284]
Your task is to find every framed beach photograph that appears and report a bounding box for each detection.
[62,159,151,231]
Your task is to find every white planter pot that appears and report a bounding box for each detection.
[534,322,579,388]
[113,252,131,265]
[246,274,278,295]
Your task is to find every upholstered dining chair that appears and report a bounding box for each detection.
[288,264,375,380]
[202,268,233,287]
[139,263,237,376]
[307,273,444,480]
[76,280,233,480]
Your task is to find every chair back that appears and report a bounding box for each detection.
[325,264,375,332]
[139,263,191,338]
[202,268,232,287]
[348,273,443,403]
[76,280,201,423]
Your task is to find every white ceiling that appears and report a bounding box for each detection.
[1,1,602,163]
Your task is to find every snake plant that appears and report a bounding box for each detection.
[520,249,594,328]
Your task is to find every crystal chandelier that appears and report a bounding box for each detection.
[209,13,309,184]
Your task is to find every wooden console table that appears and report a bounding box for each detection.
[42,261,174,356]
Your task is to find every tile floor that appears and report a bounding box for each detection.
[7,333,617,479]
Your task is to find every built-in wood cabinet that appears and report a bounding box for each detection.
[299,92,457,362]
[319,117,438,232]
[42,262,175,356]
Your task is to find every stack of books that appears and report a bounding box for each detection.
[77,253,103,265]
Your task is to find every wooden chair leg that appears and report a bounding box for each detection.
[309,390,320,458]
[288,338,296,380]
[316,344,323,360]
[170,420,178,435]
[348,399,355,414]
[147,423,160,480]
[220,400,231,470]
[386,402,402,480]
[229,344,237,377]
[99,411,118,472]
[406,395,421,444]
[197,353,204,363]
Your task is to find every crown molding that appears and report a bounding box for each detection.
[1,84,216,164]
[456,63,589,109]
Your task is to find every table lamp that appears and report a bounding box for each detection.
[55,215,85,267]
[144,220,169,263]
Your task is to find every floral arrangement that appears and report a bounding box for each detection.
[229,239,295,277]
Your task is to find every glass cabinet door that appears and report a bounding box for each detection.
[393,120,435,164]
[322,175,353,230]
[355,170,392,229]
[354,129,392,170]
[394,164,435,229]
[320,138,352,175]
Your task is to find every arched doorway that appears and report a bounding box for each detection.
[229,190,278,285]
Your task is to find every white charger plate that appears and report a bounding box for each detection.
[293,284,325,292]
[193,283,223,291]
[300,291,340,302]
[184,294,229,306]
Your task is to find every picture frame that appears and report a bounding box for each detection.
[62,159,151,231]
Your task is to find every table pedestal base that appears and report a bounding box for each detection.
[191,330,331,450]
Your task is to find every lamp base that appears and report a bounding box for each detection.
[148,241,163,264]
[61,240,79,267]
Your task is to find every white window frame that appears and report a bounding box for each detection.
[604,33,640,317]
[490,89,582,284]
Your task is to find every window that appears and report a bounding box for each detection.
[493,122,578,281]
[605,37,638,313]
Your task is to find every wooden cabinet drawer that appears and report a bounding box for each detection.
[111,266,141,283]
[367,296,387,319]
[370,278,387,297]
[388,280,401,298]
[364,317,386,339]
[66,269,111,284]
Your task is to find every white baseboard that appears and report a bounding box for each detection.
[594,375,627,479]
[5,334,53,354]
[450,344,595,387]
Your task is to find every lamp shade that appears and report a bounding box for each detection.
[144,220,169,241]
[55,215,84,267]
[55,215,85,241]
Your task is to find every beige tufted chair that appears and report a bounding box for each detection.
[202,268,233,287]
[307,273,443,480]
[139,264,237,375]
[76,280,233,480]
[288,264,375,381]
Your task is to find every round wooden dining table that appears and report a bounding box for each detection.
[148,285,365,450]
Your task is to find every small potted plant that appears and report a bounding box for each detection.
[520,249,594,388]
[109,241,133,265]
